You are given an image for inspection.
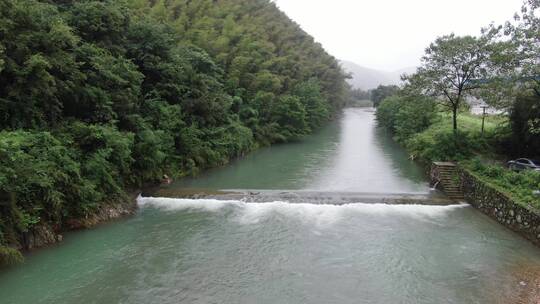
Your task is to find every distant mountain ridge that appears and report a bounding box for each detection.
[340,60,416,90]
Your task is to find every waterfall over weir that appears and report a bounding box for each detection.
[142,188,460,206]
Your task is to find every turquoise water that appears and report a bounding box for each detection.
[173,108,427,193]
[0,108,539,303]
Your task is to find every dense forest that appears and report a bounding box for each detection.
[0,0,349,264]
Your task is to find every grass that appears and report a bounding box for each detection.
[438,112,508,134]
[403,110,540,209]
[431,113,540,209]
[403,111,508,163]
[434,113,540,210]
[463,158,540,211]
[377,97,539,211]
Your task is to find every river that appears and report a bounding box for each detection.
[0,108,539,303]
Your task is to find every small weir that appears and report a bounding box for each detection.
[144,188,458,206]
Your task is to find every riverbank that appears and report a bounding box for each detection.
[0,190,140,268]
[0,0,351,269]
[0,109,342,267]
[460,167,540,246]
[1,107,539,303]
[376,96,540,247]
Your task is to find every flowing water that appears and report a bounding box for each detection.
[1,108,539,303]
[172,108,426,192]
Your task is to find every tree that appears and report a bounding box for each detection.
[370,85,399,107]
[508,94,540,156]
[375,93,436,141]
[0,0,81,129]
[293,79,330,130]
[501,0,540,95]
[270,95,309,141]
[0,0,351,259]
[407,34,492,131]
[480,0,540,136]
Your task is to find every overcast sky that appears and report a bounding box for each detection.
[274,0,523,71]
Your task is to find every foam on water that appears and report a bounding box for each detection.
[137,196,242,212]
[137,196,469,226]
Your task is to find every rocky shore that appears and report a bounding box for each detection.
[22,199,138,251]
[459,169,540,247]
[1,190,139,267]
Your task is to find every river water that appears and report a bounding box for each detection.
[1,108,539,303]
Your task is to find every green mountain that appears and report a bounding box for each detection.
[0,0,349,264]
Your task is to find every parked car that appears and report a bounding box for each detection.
[507,158,540,171]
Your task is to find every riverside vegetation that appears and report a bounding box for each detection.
[375,0,540,211]
[0,0,350,266]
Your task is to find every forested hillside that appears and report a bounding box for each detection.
[0,0,349,264]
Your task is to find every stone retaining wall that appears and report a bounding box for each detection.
[459,169,540,247]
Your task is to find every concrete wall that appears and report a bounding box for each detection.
[459,169,540,247]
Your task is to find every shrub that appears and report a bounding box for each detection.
[0,246,23,267]
[376,94,436,141]
[375,95,401,132]
[463,158,540,208]
[0,131,84,228]
[405,126,485,162]
[61,122,134,197]
[507,94,540,157]
[394,96,437,142]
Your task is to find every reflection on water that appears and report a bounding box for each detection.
[373,125,426,184]
[172,118,342,190]
[172,108,428,192]
[308,108,427,192]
